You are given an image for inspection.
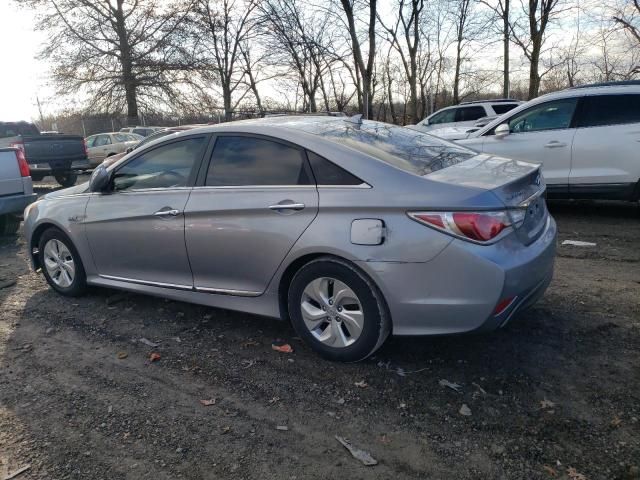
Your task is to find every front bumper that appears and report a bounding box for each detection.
[357,215,557,336]
[0,192,37,216]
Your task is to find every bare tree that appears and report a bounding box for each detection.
[17,0,196,124]
[612,0,640,74]
[481,0,511,97]
[378,0,425,123]
[510,0,565,99]
[339,0,378,118]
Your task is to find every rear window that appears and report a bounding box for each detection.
[288,119,475,176]
[492,103,519,114]
[577,94,640,127]
[0,122,40,138]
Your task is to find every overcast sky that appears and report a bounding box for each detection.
[0,3,54,121]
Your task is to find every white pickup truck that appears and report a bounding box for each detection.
[0,147,36,235]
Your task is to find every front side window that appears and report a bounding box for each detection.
[95,135,112,147]
[577,94,640,128]
[114,133,128,143]
[428,109,457,125]
[206,136,312,186]
[507,98,578,133]
[455,106,486,122]
[113,137,206,191]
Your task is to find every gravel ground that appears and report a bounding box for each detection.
[0,177,639,479]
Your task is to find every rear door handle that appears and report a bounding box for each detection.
[544,141,567,148]
[153,209,180,217]
[268,202,305,211]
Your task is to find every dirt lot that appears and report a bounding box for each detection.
[1,178,639,480]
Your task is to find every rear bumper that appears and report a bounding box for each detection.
[29,159,90,173]
[0,192,37,216]
[357,215,557,336]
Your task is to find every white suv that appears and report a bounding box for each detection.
[456,81,640,201]
[409,100,522,132]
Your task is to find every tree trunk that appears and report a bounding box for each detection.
[528,37,542,99]
[223,87,233,122]
[453,41,462,104]
[114,2,138,125]
[503,0,510,98]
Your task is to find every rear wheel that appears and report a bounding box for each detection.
[54,172,78,188]
[0,214,20,236]
[38,228,87,296]
[288,257,390,362]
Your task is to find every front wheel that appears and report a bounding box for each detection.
[287,257,390,362]
[54,172,78,188]
[38,228,87,296]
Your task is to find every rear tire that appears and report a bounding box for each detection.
[38,228,87,296]
[287,256,390,362]
[54,172,78,188]
[0,214,20,236]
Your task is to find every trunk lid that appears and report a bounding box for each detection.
[426,154,548,245]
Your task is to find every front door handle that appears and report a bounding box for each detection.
[153,209,181,217]
[268,202,305,211]
[544,141,567,148]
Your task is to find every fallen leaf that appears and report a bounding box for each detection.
[221,426,231,434]
[268,396,280,405]
[271,342,293,353]
[149,352,161,362]
[117,351,128,359]
[241,339,259,348]
[459,404,472,416]
[355,380,368,388]
[611,415,622,427]
[540,399,556,409]
[439,379,463,393]
[379,434,391,444]
[567,467,587,480]
[139,338,159,348]
[543,465,558,477]
[199,399,216,406]
[275,425,288,431]
[335,435,378,466]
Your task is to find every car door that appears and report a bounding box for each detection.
[467,98,579,187]
[84,134,210,287]
[184,134,319,295]
[570,93,640,194]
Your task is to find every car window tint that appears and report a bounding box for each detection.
[206,136,311,186]
[429,109,456,125]
[455,106,485,122]
[492,103,519,114]
[578,94,640,127]
[133,128,149,136]
[307,151,363,185]
[0,122,39,138]
[113,137,205,191]
[508,98,577,133]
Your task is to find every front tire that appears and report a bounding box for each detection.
[0,214,20,236]
[54,172,78,188]
[38,228,87,296]
[287,257,390,362]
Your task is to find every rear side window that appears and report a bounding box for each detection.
[492,103,519,114]
[455,106,486,122]
[206,136,312,186]
[114,133,128,142]
[307,151,362,185]
[578,94,640,127]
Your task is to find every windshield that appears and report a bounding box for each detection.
[286,118,476,176]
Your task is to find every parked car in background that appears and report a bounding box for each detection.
[85,132,142,167]
[25,115,556,362]
[456,81,640,201]
[408,99,522,133]
[119,126,162,137]
[0,121,89,187]
[0,147,36,235]
[421,115,501,141]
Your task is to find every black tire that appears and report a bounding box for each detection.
[54,172,78,188]
[287,256,390,362]
[30,173,44,182]
[0,214,20,236]
[38,227,87,296]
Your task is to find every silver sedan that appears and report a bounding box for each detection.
[24,116,556,362]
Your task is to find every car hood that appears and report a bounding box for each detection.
[44,182,90,199]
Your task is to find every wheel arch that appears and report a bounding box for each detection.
[30,221,69,270]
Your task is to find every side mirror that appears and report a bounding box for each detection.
[495,123,510,138]
[89,164,111,192]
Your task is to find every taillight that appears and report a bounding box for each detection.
[408,211,514,243]
[82,138,89,157]
[10,143,30,177]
